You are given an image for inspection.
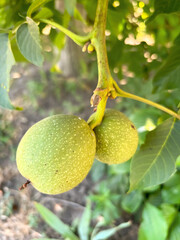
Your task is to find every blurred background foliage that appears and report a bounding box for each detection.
[0,0,180,239]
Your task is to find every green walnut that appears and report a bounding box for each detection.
[16,114,96,194]
[93,109,138,164]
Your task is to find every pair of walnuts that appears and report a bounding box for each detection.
[16,109,138,194]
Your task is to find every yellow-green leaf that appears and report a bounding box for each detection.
[130,118,180,191]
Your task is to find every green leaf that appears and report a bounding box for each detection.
[121,191,143,213]
[27,0,52,17]
[107,2,132,36]
[138,203,168,240]
[74,8,87,25]
[16,18,44,67]
[78,0,96,21]
[107,9,124,36]
[0,33,16,110]
[147,0,180,23]
[91,221,105,240]
[109,161,130,175]
[35,202,79,240]
[34,7,53,20]
[148,190,163,207]
[10,37,27,62]
[92,222,131,240]
[129,118,180,191]
[153,34,180,91]
[64,0,76,16]
[161,203,177,229]
[143,185,160,193]
[169,214,180,240]
[176,155,180,166]
[90,160,106,182]
[161,174,180,204]
[78,201,91,240]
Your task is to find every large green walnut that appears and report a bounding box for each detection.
[93,109,138,164]
[16,114,96,194]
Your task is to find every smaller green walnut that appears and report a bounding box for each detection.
[93,109,138,164]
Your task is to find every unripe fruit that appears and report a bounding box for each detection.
[16,114,96,194]
[93,109,138,164]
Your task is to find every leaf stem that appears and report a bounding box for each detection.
[40,19,92,46]
[113,80,180,120]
